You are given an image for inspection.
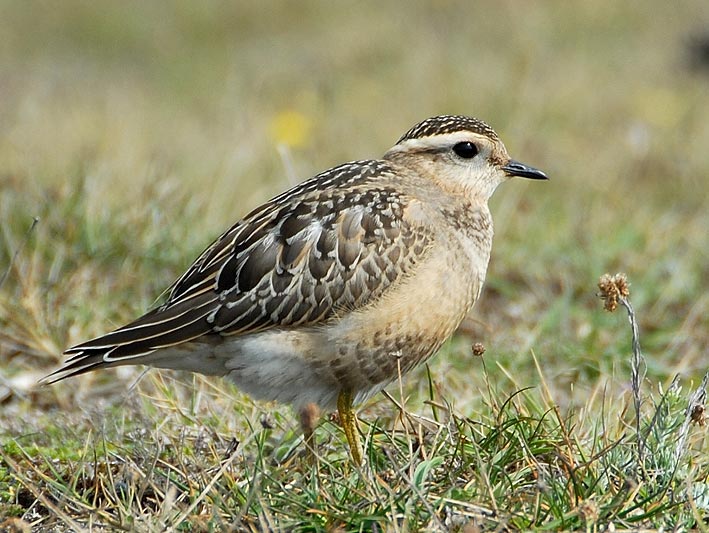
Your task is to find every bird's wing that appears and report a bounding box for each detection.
[48,161,432,380]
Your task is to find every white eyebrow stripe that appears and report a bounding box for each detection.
[386,131,487,155]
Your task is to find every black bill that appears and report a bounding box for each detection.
[502,160,548,180]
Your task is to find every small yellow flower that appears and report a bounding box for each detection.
[269,110,312,148]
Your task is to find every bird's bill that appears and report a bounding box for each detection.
[502,160,548,180]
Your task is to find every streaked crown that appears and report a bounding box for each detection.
[396,115,500,144]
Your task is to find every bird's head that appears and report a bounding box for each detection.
[384,115,548,200]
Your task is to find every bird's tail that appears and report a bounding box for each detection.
[40,292,218,384]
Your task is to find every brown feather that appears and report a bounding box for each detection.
[51,160,432,378]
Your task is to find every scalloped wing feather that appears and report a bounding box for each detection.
[47,160,432,381]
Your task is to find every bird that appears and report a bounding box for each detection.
[43,114,548,464]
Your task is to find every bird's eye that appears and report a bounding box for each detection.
[452,142,479,159]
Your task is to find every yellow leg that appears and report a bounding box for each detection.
[337,390,363,465]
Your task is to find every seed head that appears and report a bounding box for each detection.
[691,404,706,427]
[598,273,630,312]
[300,402,321,434]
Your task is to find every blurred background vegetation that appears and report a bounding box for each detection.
[0,0,708,527]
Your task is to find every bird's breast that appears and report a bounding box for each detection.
[323,229,491,389]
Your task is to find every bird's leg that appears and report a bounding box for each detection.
[299,402,320,464]
[337,389,363,465]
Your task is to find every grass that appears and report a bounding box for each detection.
[1,1,709,530]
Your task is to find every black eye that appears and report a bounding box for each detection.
[452,141,479,159]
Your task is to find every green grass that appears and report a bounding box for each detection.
[1,1,709,530]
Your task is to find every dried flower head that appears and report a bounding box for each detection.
[260,413,275,429]
[472,342,486,357]
[598,273,630,312]
[299,402,321,434]
[690,404,706,427]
